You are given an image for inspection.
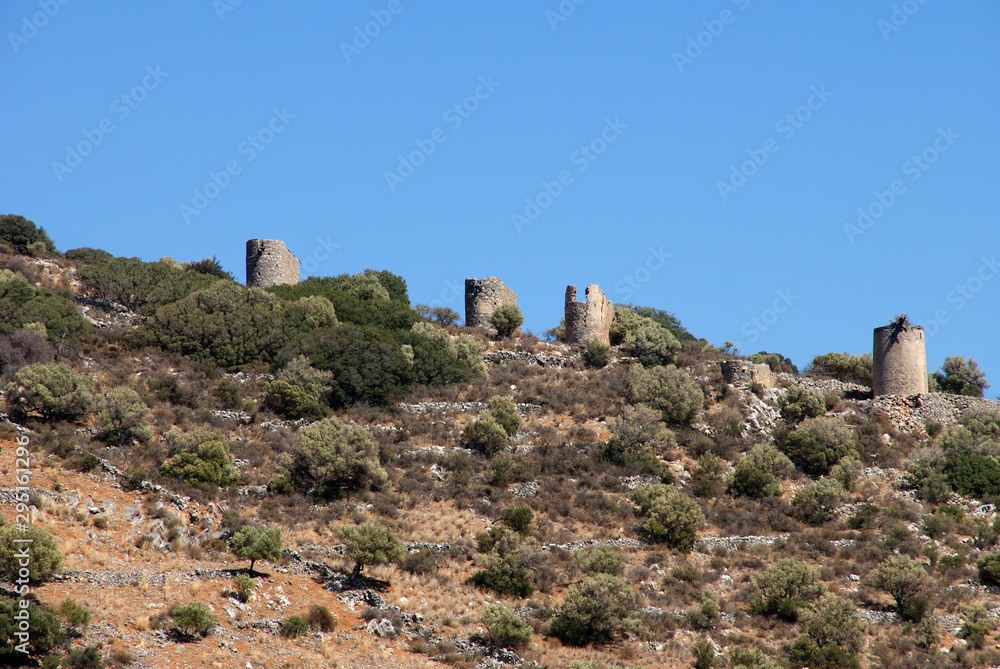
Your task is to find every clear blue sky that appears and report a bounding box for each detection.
[2,1,998,397]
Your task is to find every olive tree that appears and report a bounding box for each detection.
[336,523,404,577]
[230,526,282,574]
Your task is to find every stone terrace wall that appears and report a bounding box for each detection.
[246,239,300,288]
[564,284,613,346]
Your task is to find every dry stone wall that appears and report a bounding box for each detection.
[564,284,613,346]
[246,239,300,288]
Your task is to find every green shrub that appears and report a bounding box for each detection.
[728,646,779,669]
[407,322,477,385]
[863,554,933,620]
[550,574,640,646]
[691,453,725,498]
[480,603,532,648]
[267,273,419,331]
[808,352,873,386]
[4,361,95,420]
[293,417,389,497]
[96,387,151,445]
[627,364,703,425]
[0,524,63,583]
[780,417,857,477]
[261,380,324,420]
[81,256,221,315]
[64,247,114,266]
[401,549,438,575]
[469,530,535,598]
[485,395,521,436]
[748,558,823,620]
[232,573,254,602]
[501,505,533,534]
[280,615,308,638]
[610,308,680,367]
[462,414,509,457]
[601,404,672,468]
[726,444,794,498]
[615,304,696,342]
[161,438,238,487]
[631,485,704,551]
[792,478,849,525]
[0,596,63,660]
[0,270,90,346]
[336,523,405,577]
[170,602,214,640]
[690,636,720,669]
[787,594,863,669]
[306,604,337,632]
[686,591,721,630]
[958,604,993,650]
[829,455,862,492]
[489,304,523,338]
[977,553,1000,586]
[0,215,56,254]
[414,304,460,326]
[747,351,798,375]
[582,338,611,369]
[932,355,989,397]
[779,386,825,424]
[64,645,104,669]
[230,526,282,574]
[60,598,91,628]
[575,545,625,577]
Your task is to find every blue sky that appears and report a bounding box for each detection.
[2,1,998,397]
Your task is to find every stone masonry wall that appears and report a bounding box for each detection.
[564,284,613,346]
[246,239,300,288]
[873,320,927,396]
[465,277,518,329]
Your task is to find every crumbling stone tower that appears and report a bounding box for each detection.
[872,316,927,396]
[465,277,518,329]
[246,239,300,288]
[565,284,613,346]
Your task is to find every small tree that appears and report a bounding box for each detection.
[808,352,873,386]
[230,526,282,574]
[550,574,640,646]
[626,364,703,425]
[4,362,95,420]
[0,597,64,660]
[0,214,56,255]
[462,413,509,456]
[748,558,824,620]
[336,523,404,577]
[602,404,671,466]
[690,636,720,669]
[780,417,856,477]
[631,485,704,552]
[170,602,214,640]
[96,387,151,445]
[480,603,532,648]
[863,554,933,621]
[0,524,63,583]
[932,355,990,397]
[788,594,864,669]
[792,478,849,525]
[489,304,523,338]
[575,545,625,577]
[162,439,239,487]
[470,529,536,597]
[727,444,794,498]
[293,417,389,496]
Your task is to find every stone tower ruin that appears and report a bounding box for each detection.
[465,277,518,329]
[246,239,300,288]
[872,316,927,396]
[565,284,613,346]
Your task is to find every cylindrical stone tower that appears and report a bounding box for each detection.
[872,317,927,396]
[465,277,518,330]
[246,239,300,288]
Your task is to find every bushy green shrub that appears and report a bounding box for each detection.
[575,545,625,577]
[64,645,104,669]
[283,295,338,332]
[779,386,825,424]
[232,573,254,602]
[293,417,388,496]
[601,405,671,466]
[480,603,532,648]
[4,361,95,420]
[267,272,418,331]
[489,304,523,338]
[977,553,1000,586]
[780,417,856,477]
[414,304,461,326]
[611,308,680,367]
[616,304,696,342]
[96,387,151,445]
[748,558,823,620]
[932,355,989,397]
[336,523,405,577]
[582,338,611,369]
[792,478,849,525]
[726,444,794,498]
[60,598,91,628]
[787,594,863,669]
[407,322,480,385]
[690,637,720,669]
[627,364,703,425]
[863,554,933,620]
[550,574,640,646]
[631,485,704,551]
[81,257,221,315]
[64,247,114,266]
[485,395,521,435]
[0,270,88,343]
[686,591,721,630]
[0,596,63,660]
[161,432,238,488]
[0,523,64,584]
[691,453,725,498]
[747,351,798,375]
[808,352,873,386]
[469,530,535,598]
[280,615,308,638]
[0,215,56,254]
[401,549,438,575]
[260,356,333,419]
[728,646,779,669]
[306,604,337,632]
[958,604,993,649]
[462,414,509,456]
[501,505,533,534]
[231,526,282,573]
[170,602,214,640]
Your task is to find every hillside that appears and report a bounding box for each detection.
[1,223,1000,669]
